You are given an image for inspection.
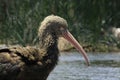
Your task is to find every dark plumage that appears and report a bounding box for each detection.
[0,15,90,80]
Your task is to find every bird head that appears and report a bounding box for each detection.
[39,15,90,66]
[39,15,68,37]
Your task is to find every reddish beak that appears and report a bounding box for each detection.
[62,30,90,66]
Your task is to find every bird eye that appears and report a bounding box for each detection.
[60,27,66,32]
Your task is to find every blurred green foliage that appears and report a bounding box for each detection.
[0,0,120,48]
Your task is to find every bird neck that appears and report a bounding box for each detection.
[38,31,59,72]
[38,31,58,51]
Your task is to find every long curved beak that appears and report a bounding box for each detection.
[62,30,90,66]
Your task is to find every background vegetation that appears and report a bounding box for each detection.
[0,0,120,51]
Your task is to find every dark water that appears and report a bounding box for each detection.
[48,52,120,80]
